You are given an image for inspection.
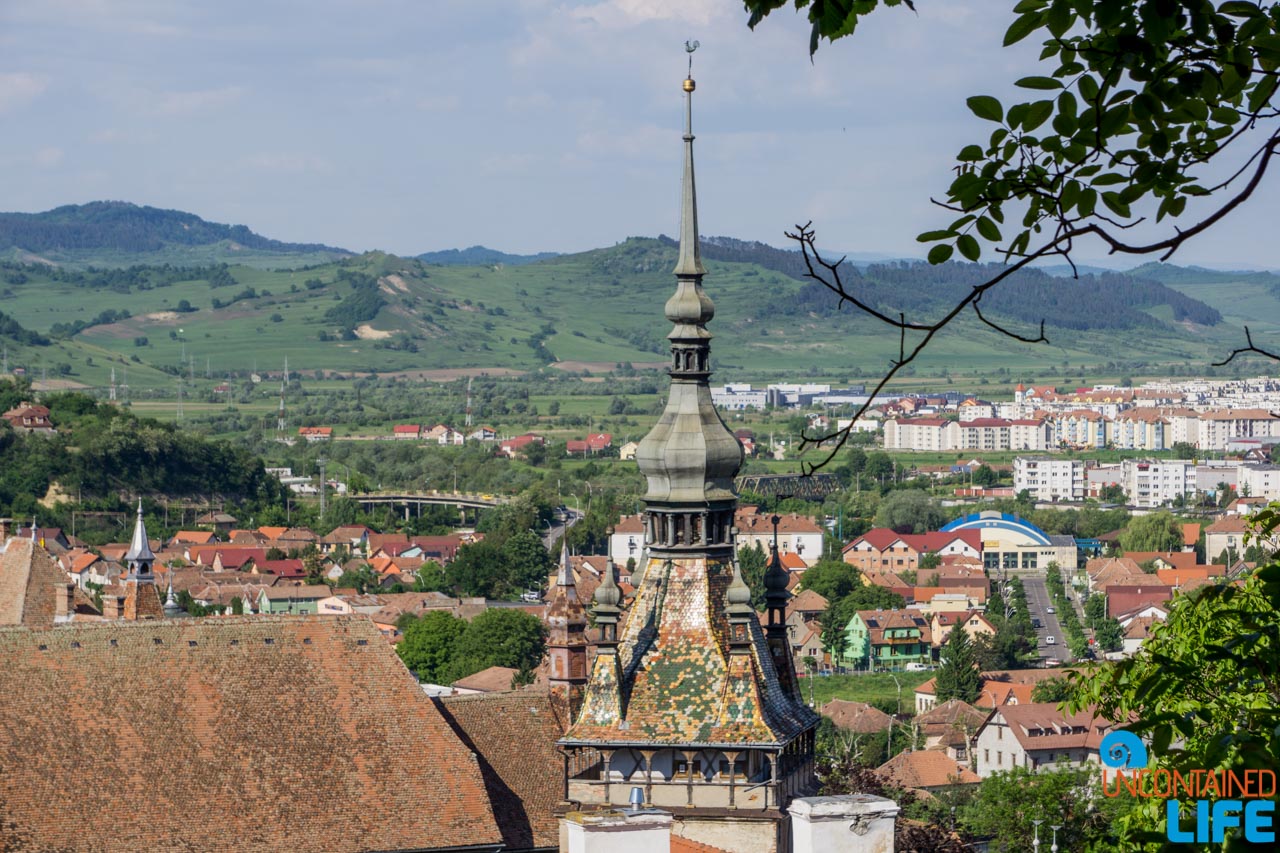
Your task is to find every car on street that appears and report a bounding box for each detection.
[1046,606,1056,614]
[904,662,930,672]
[1045,636,1056,645]
[1032,618,1042,629]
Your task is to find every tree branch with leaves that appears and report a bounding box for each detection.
[743,0,1280,471]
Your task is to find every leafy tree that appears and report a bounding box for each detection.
[396,610,467,683]
[742,0,1280,463]
[934,626,981,704]
[799,558,861,602]
[874,489,946,534]
[958,765,1127,852]
[1093,616,1124,652]
[1074,504,1280,848]
[413,560,447,592]
[1118,511,1182,552]
[1098,484,1128,505]
[448,608,547,682]
[1030,676,1073,704]
[971,464,1000,487]
[445,540,512,599]
[1083,592,1107,625]
[738,543,769,610]
[500,527,553,595]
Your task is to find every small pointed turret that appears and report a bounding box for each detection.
[124,500,155,582]
[547,540,589,723]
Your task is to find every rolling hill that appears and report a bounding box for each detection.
[0,202,352,268]
[0,232,1260,394]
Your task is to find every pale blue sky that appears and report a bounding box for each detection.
[1,0,1276,268]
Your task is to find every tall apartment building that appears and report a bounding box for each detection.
[1121,459,1196,508]
[1013,457,1086,502]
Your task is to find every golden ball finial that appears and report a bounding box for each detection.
[683,77,696,92]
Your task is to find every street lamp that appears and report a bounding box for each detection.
[1031,819,1043,852]
[1050,824,1062,853]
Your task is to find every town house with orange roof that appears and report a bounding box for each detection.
[974,702,1117,777]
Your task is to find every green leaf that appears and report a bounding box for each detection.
[1078,74,1099,102]
[1022,100,1054,131]
[976,217,1002,242]
[1016,76,1063,90]
[927,244,954,265]
[956,234,981,261]
[957,144,984,161]
[967,95,1004,123]
[916,230,955,243]
[1004,10,1044,46]
[1102,192,1131,218]
[1091,172,1127,186]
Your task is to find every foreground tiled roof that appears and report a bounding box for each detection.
[437,691,566,850]
[0,615,501,851]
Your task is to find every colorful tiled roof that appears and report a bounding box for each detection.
[565,555,818,748]
[0,616,501,851]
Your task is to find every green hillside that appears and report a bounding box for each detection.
[0,202,351,269]
[0,236,1256,394]
[1127,262,1280,340]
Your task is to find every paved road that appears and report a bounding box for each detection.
[542,509,583,552]
[1020,575,1072,663]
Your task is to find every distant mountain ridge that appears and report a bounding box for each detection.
[0,202,351,266]
[416,245,560,266]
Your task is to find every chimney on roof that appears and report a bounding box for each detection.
[102,593,124,620]
[54,582,74,622]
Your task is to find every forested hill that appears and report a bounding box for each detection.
[661,235,1222,332]
[417,245,560,266]
[0,202,352,267]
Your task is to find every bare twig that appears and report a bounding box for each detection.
[1213,326,1280,366]
[793,130,1280,472]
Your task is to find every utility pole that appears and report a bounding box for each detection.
[277,357,288,435]
[109,367,117,402]
[465,376,474,428]
[317,456,328,518]
[175,380,183,422]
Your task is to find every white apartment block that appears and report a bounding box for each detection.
[1238,464,1280,501]
[1014,457,1086,502]
[884,418,1049,452]
[1195,409,1280,450]
[1120,459,1196,508]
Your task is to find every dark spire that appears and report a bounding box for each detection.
[633,56,743,558]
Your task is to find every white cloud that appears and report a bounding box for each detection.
[0,72,48,113]
[568,0,726,28]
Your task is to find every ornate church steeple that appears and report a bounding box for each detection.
[561,53,817,841]
[634,48,743,558]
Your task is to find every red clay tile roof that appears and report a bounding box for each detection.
[436,690,567,850]
[992,702,1115,752]
[453,665,520,693]
[820,699,893,733]
[0,615,501,851]
[876,749,980,789]
[0,540,65,628]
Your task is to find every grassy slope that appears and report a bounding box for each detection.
[0,240,1259,392]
